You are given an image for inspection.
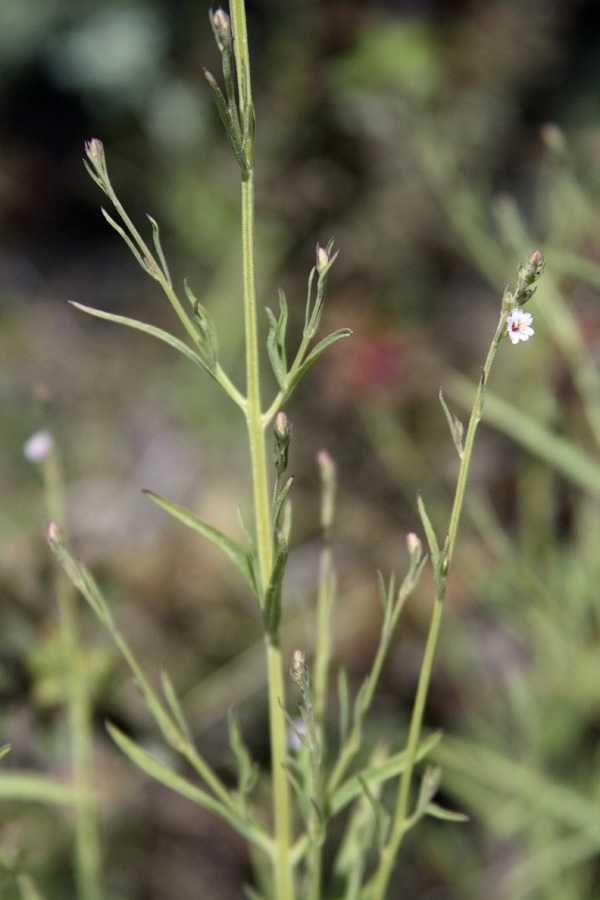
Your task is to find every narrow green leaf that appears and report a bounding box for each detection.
[439,388,464,457]
[161,669,192,744]
[106,722,270,853]
[228,709,258,799]
[309,796,327,846]
[287,329,353,395]
[0,744,11,761]
[0,773,75,805]
[146,214,171,285]
[411,765,442,824]
[204,69,248,172]
[46,528,113,627]
[376,570,388,612]
[144,490,259,600]
[236,507,262,602]
[70,303,218,384]
[338,669,350,748]
[263,530,288,635]
[281,495,292,544]
[425,802,469,823]
[100,207,147,273]
[357,774,390,849]
[266,289,289,389]
[83,160,109,193]
[282,759,305,803]
[328,731,442,817]
[184,280,218,371]
[272,475,293,534]
[304,267,317,334]
[417,492,439,565]
[448,374,600,499]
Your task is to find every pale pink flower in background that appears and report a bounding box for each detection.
[506,308,534,344]
[23,430,54,463]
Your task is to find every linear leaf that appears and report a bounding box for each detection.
[100,207,147,273]
[70,303,218,384]
[204,69,248,172]
[417,492,439,565]
[287,329,353,394]
[425,802,469,823]
[0,773,75,805]
[147,214,171,285]
[106,722,270,853]
[263,530,288,634]
[144,490,259,600]
[328,731,442,817]
[161,668,192,744]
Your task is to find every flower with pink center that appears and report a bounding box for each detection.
[506,308,534,344]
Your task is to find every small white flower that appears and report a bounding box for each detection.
[23,430,54,463]
[506,308,534,345]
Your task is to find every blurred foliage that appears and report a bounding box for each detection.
[2,1,600,898]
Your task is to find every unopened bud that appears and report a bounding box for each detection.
[273,412,292,473]
[290,649,308,686]
[84,138,106,172]
[316,243,329,274]
[517,250,545,287]
[211,7,232,52]
[406,532,422,558]
[45,521,62,548]
[502,286,514,311]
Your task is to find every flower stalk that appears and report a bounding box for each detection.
[369,252,545,900]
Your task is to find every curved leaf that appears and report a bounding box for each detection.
[143,490,259,601]
[287,328,353,394]
[70,303,218,383]
[328,731,442,817]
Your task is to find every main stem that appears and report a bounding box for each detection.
[230,2,294,898]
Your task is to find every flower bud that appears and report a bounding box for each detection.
[45,521,62,548]
[273,411,293,473]
[406,532,422,559]
[84,138,106,174]
[211,7,232,52]
[316,243,329,274]
[290,649,308,686]
[502,286,514,311]
[517,250,545,287]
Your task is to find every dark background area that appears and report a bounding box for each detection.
[2,1,600,898]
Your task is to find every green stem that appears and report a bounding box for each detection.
[42,449,102,900]
[369,313,508,900]
[102,186,245,411]
[230,1,294,898]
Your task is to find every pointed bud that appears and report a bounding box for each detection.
[316,243,329,274]
[406,532,422,559]
[84,138,106,175]
[210,7,232,52]
[290,649,308,686]
[273,412,293,473]
[316,240,339,276]
[45,521,62,548]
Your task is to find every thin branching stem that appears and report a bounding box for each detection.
[369,310,509,900]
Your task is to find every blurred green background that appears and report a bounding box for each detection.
[3,0,600,898]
